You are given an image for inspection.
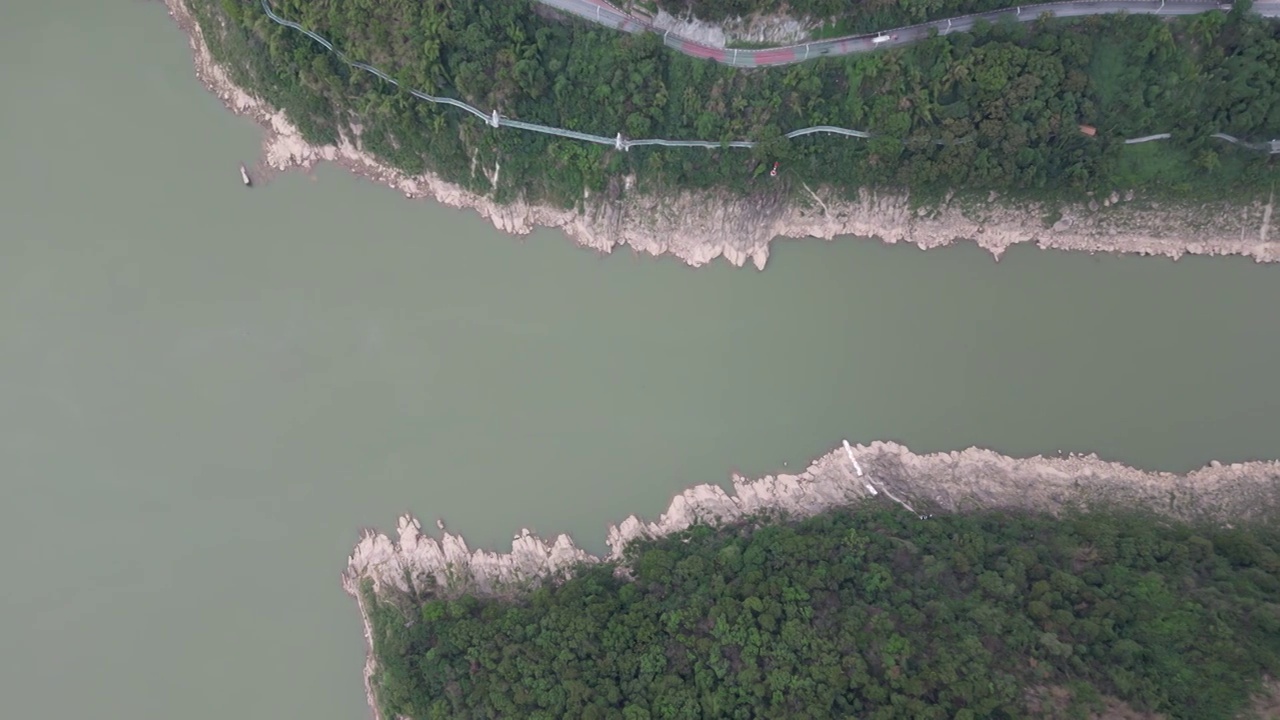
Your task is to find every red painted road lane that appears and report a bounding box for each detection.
[752,48,800,65]
[678,39,727,62]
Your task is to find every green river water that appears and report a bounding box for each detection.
[2,1,1278,718]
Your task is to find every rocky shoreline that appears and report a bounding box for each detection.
[345,440,1280,604]
[165,0,1277,270]
[341,439,1280,719]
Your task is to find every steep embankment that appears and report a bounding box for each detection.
[166,0,1278,269]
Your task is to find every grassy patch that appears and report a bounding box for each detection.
[1107,141,1254,200]
[1088,40,1128,116]
[1110,142,1198,188]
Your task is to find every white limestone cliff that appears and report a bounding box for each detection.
[346,440,1280,601]
[343,516,596,598]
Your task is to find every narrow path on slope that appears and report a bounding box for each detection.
[256,0,1279,154]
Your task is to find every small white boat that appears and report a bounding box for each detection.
[240,165,251,186]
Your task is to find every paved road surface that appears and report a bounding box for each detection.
[538,0,1280,67]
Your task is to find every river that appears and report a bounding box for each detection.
[2,1,1278,718]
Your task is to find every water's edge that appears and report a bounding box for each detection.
[156,4,1280,717]
[341,439,1280,720]
[166,0,1277,271]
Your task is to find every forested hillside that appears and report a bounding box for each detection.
[650,0,1059,35]
[363,506,1280,719]
[194,0,1279,207]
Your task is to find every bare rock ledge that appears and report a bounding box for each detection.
[343,440,1280,604]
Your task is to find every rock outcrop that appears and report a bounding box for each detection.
[346,441,1280,602]
[343,517,595,598]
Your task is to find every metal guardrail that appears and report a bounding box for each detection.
[1213,133,1280,153]
[258,0,1279,156]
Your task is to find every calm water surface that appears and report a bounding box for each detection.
[2,1,1279,719]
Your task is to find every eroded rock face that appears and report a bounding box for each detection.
[253,115,1280,268]
[605,441,1280,556]
[344,516,595,598]
[645,9,817,49]
[345,441,1280,603]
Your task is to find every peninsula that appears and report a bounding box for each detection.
[346,441,1280,719]
[168,0,1280,267]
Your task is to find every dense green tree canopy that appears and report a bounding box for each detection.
[195,0,1278,207]
[364,506,1280,719]
[652,0,1056,35]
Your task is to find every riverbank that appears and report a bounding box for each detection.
[165,0,1277,269]
[345,440,1280,602]
[342,439,1280,718]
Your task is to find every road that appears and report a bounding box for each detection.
[538,0,1280,67]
